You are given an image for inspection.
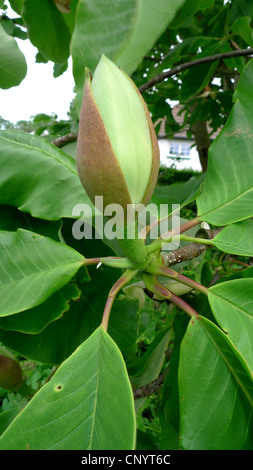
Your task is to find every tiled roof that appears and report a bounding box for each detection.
[157,104,221,140]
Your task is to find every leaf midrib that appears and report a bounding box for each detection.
[0,259,83,287]
[199,185,253,219]
[208,289,253,320]
[88,330,102,450]
[213,239,253,255]
[199,318,253,404]
[0,133,77,175]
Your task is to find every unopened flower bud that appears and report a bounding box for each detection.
[0,346,23,390]
[76,54,160,215]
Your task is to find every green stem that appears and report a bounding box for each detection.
[223,259,251,269]
[178,216,200,234]
[180,235,214,245]
[101,296,115,332]
[169,291,199,318]
[83,256,135,270]
[157,266,209,296]
[151,216,200,245]
[101,268,139,331]
[143,274,198,318]
[82,257,100,266]
[147,233,213,255]
[100,257,134,269]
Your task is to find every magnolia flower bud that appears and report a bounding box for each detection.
[76,55,160,215]
[0,346,23,390]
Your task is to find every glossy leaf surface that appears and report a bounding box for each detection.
[0,23,27,89]
[22,0,71,63]
[0,229,83,316]
[0,130,91,221]
[179,316,253,450]
[197,59,253,225]
[208,278,253,375]
[71,0,185,112]
[212,219,253,256]
[0,327,136,450]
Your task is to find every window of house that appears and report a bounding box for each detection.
[181,143,191,156]
[169,142,180,155]
[169,141,191,158]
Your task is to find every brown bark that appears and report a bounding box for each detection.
[161,228,222,267]
[51,132,77,148]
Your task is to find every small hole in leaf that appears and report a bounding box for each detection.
[55,385,63,391]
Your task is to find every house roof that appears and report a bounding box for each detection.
[157,103,221,140]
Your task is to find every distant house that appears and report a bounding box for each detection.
[157,104,220,172]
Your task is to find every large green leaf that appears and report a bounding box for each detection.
[179,39,224,101]
[180,62,218,102]
[212,219,253,256]
[0,206,62,241]
[0,229,84,316]
[0,264,138,365]
[169,0,215,28]
[0,23,27,89]
[208,278,253,375]
[179,316,253,450]
[152,174,204,209]
[0,130,91,220]
[0,296,139,366]
[229,0,253,29]
[231,16,253,47]
[0,408,21,436]
[0,237,120,365]
[0,283,81,334]
[115,0,185,75]
[197,59,253,225]
[130,328,173,390]
[71,0,185,112]
[0,327,136,450]
[22,0,71,63]
[159,315,189,450]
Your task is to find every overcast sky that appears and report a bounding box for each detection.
[0,36,75,123]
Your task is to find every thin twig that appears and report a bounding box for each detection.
[161,227,222,267]
[52,132,78,148]
[139,48,253,93]
[133,367,169,400]
[50,49,253,149]
[44,366,58,383]
[161,242,208,266]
